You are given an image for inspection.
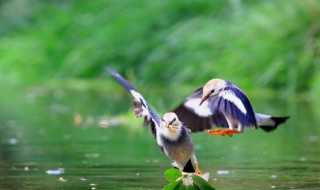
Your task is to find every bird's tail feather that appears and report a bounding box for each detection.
[182,159,195,173]
[259,116,290,132]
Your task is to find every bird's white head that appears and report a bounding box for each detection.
[200,79,227,105]
[161,112,182,140]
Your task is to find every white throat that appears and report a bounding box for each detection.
[160,126,182,141]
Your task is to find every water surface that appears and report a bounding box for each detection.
[0,85,319,189]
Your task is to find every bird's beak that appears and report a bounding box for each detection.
[169,125,178,132]
[199,94,209,106]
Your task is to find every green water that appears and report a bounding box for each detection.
[0,85,319,190]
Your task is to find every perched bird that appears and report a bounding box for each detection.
[108,69,201,174]
[174,79,289,137]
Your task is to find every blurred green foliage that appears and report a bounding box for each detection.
[0,0,319,101]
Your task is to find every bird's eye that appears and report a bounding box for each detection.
[210,89,215,94]
[169,118,176,125]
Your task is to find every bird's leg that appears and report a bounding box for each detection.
[194,162,202,175]
[205,129,240,137]
[237,123,244,133]
[206,118,239,137]
[172,162,184,172]
[191,154,202,175]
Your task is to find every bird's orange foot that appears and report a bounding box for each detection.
[195,168,202,175]
[206,129,240,137]
[195,163,202,175]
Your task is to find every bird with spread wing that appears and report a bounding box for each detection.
[174,79,290,137]
[108,69,202,174]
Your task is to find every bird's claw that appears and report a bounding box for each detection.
[195,163,202,175]
[195,168,202,175]
[206,129,240,137]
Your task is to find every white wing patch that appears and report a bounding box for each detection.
[184,98,212,117]
[219,90,247,114]
[130,89,143,100]
[130,90,150,117]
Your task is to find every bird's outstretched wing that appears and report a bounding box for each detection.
[173,84,289,132]
[107,69,161,131]
[211,84,257,128]
[173,87,229,132]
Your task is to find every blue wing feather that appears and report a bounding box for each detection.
[107,68,161,127]
[212,83,257,128]
[230,84,257,127]
[107,68,135,92]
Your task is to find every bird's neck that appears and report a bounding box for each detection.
[161,126,182,142]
